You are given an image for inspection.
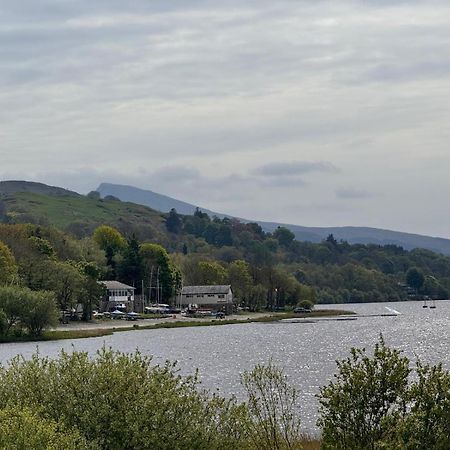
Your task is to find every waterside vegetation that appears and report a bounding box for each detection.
[1,338,449,449]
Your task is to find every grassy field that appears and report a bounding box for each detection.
[0,328,114,343]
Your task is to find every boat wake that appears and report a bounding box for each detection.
[385,306,401,315]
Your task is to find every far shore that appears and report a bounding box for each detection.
[0,309,355,344]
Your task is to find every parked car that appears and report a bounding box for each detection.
[126,312,141,321]
[293,307,311,313]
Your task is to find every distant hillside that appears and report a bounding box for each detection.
[97,182,450,256]
[97,183,224,218]
[0,180,80,197]
[258,223,450,256]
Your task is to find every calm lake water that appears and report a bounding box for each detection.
[1,300,449,433]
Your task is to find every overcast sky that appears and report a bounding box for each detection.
[1,1,450,237]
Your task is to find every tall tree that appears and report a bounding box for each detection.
[78,262,105,321]
[273,227,295,248]
[406,267,425,293]
[228,260,253,305]
[118,235,142,287]
[0,240,18,285]
[93,226,126,277]
[140,243,177,302]
[166,208,182,234]
[195,261,227,285]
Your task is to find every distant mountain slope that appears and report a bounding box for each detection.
[259,222,450,255]
[97,182,450,256]
[97,183,226,218]
[0,180,80,197]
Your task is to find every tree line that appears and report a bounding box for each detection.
[1,210,450,340]
[165,209,450,304]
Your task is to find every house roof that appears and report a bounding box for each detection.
[181,285,231,295]
[100,281,135,291]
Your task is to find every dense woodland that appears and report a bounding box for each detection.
[1,188,450,334]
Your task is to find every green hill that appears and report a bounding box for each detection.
[0,191,166,241]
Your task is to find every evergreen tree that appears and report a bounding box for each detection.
[118,235,142,287]
[166,208,182,234]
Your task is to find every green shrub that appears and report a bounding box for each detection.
[317,337,450,449]
[318,336,410,450]
[0,406,91,449]
[241,361,302,449]
[20,290,58,336]
[0,286,58,337]
[399,362,450,449]
[0,348,247,449]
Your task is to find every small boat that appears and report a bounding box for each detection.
[430,299,436,309]
[422,299,428,308]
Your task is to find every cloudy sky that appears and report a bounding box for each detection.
[2,1,450,237]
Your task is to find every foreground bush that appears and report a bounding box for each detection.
[0,348,308,449]
[4,338,450,449]
[0,406,90,449]
[0,348,248,449]
[318,336,450,449]
[242,361,302,449]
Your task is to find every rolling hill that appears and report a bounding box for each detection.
[0,187,168,244]
[0,180,80,197]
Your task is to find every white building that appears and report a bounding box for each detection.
[100,281,135,312]
[180,285,233,314]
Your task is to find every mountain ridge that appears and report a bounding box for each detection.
[97,182,450,255]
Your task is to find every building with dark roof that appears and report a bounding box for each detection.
[180,285,233,314]
[99,281,135,312]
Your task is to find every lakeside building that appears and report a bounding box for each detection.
[180,285,234,315]
[100,281,135,312]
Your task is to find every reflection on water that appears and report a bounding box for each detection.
[1,300,449,432]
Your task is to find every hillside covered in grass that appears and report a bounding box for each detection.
[1,190,166,240]
[1,182,450,305]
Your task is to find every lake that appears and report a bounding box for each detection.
[1,300,449,433]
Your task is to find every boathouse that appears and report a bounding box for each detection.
[180,285,234,315]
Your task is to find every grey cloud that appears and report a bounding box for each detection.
[253,161,339,177]
[149,166,200,183]
[335,188,376,200]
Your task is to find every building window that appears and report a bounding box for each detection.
[186,294,193,298]
[218,294,225,299]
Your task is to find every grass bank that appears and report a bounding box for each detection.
[0,328,113,343]
[109,309,354,334]
[0,309,354,343]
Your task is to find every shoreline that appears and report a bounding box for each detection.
[0,309,354,344]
